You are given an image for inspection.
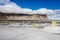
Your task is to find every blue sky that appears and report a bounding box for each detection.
[11,0,60,10]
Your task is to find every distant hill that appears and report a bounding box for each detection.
[0,12,52,23]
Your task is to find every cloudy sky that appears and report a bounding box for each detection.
[0,0,60,20]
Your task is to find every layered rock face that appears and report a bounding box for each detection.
[0,12,51,23]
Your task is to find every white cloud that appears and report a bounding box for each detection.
[47,10,60,20]
[0,0,10,4]
[0,0,32,14]
[33,8,53,14]
[0,0,54,14]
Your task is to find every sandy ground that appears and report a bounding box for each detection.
[0,25,60,40]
